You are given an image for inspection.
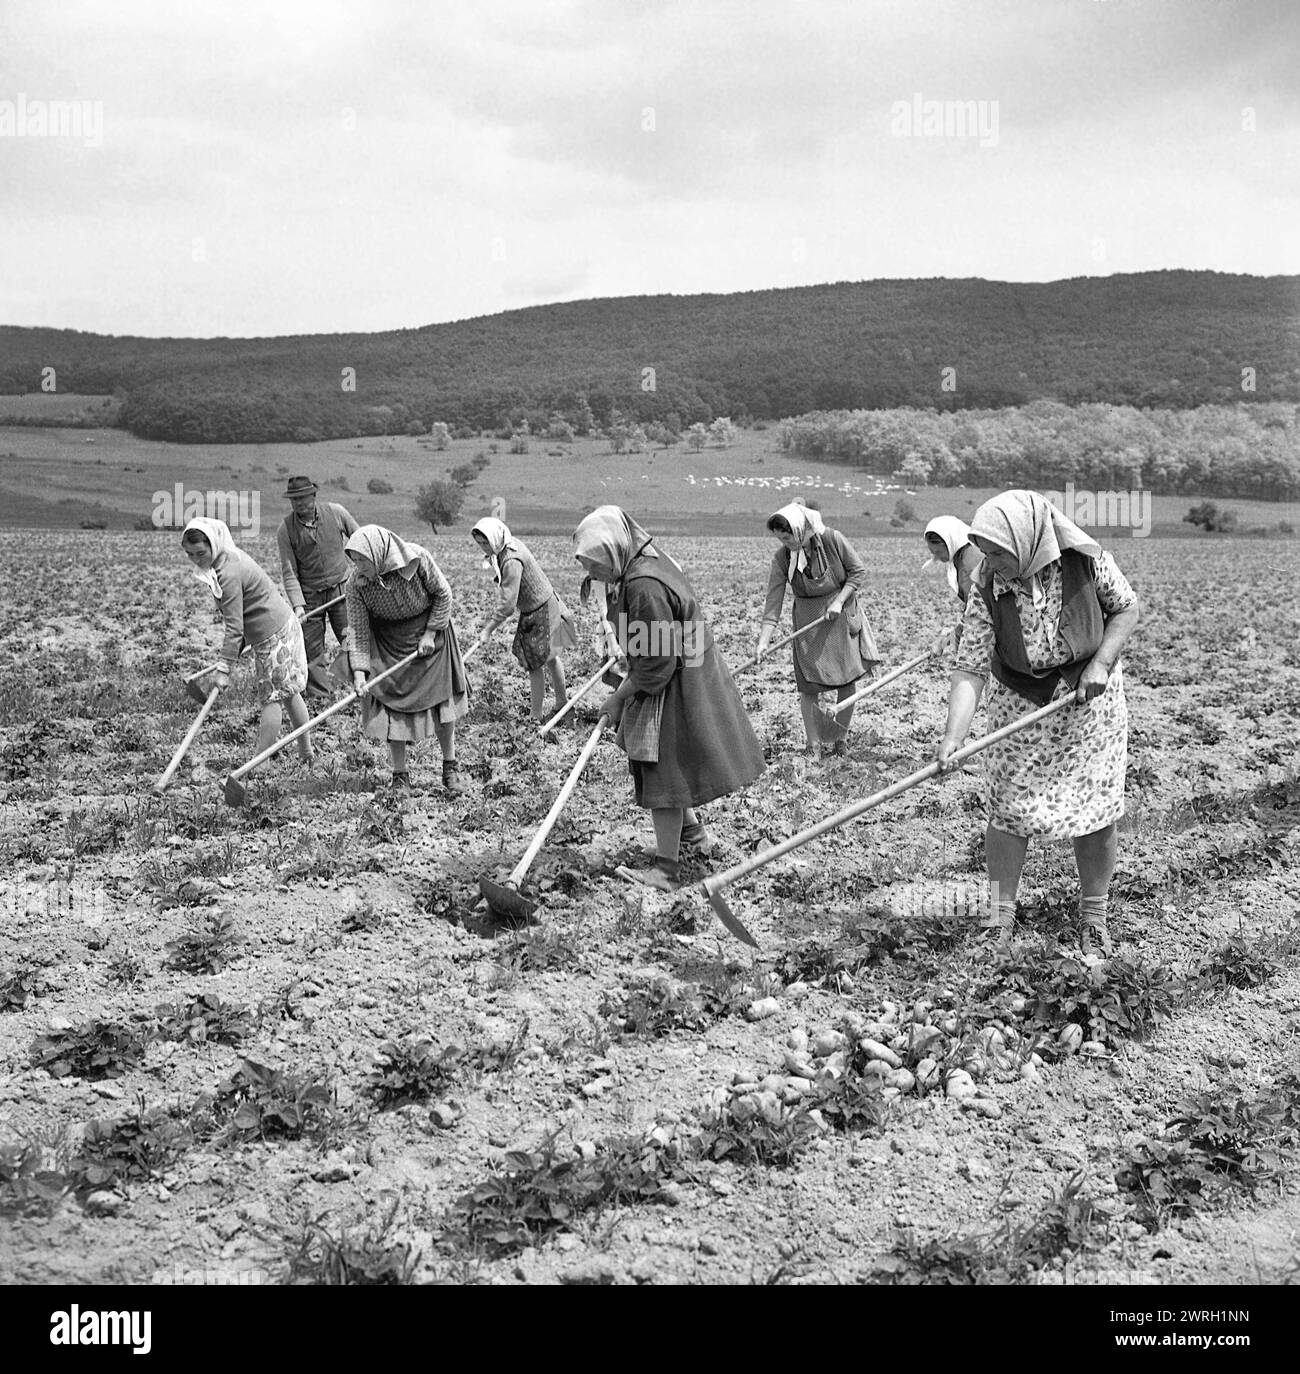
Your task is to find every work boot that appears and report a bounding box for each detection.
[679,820,716,858]
[441,760,467,796]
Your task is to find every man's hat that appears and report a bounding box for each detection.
[285,476,318,498]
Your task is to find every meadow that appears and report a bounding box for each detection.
[0,509,1297,1285]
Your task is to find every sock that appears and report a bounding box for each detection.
[991,897,1016,928]
[655,855,681,881]
[680,820,707,845]
[1079,894,1108,926]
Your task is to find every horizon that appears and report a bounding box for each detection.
[2,0,1295,338]
[2,266,1294,345]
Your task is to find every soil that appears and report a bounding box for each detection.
[0,530,1297,1288]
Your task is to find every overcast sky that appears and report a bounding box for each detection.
[1,0,1296,338]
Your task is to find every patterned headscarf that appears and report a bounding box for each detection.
[572,506,662,587]
[181,517,237,598]
[768,500,828,583]
[923,516,972,595]
[472,516,516,586]
[344,525,426,583]
[971,490,1101,603]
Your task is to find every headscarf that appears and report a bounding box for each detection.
[970,490,1101,605]
[922,516,972,595]
[768,500,828,584]
[344,525,425,584]
[181,517,237,598]
[572,505,664,588]
[471,516,516,586]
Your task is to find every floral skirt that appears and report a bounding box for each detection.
[253,617,308,707]
[981,664,1128,840]
[512,594,579,672]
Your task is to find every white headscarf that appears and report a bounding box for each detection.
[181,517,237,598]
[472,516,515,586]
[971,490,1102,606]
[768,500,828,584]
[923,516,972,595]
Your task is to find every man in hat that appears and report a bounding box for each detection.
[277,476,359,699]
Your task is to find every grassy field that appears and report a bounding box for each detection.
[1,417,1297,541]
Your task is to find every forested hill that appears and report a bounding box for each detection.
[1,271,1296,444]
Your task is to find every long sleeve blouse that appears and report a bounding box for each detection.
[761,529,868,625]
[345,551,452,672]
[213,549,293,664]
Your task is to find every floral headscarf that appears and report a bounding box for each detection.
[971,490,1101,604]
[472,516,516,586]
[767,500,828,584]
[922,516,972,595]
[181,517,237,598]
[344,525,426,584]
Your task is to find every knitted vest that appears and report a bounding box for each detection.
[504,543,553,615]
[979,549,1105,705]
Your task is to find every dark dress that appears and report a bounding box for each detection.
[613,552,765,809]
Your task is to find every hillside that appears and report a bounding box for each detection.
[1,272,1297,444]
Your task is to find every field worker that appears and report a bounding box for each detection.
[181,517,312,772]
[922,515,983,655]
[756,499,881,758]
[343,524,470,795]
[277,475,358,700]
[935,490,1140,955]
[470,517,578,721]
[573,506,765,890]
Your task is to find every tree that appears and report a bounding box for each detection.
[710,416,739,448]
[686,422,708,452]
[414,479,463,533]
[1183,501,1237,533]
[430,422,451,450]
[449,461,478,488]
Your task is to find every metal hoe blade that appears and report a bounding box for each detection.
[185,678,212,706]
[704,887,760,948]
[478,877,536,922]
[222,774,248,808]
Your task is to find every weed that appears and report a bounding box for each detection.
[1,964,43,1011]
[104,949,146,988]
[1192,935,1280,995]
[154,994,255,1046]
[342,899,383,933]
[695,1096,821,1168]
[497,923,587,975]
[29,1019,151,1080]
[275,1200,420,1285]
[165,909,239,973]
[0,1141,71,1217]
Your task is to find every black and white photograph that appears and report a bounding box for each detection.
[0,0,1297,1319]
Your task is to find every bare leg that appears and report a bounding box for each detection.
[986,824,1029,907]
[1072,824,1117,896]
[255,704,283,761]
[286,694,311,760]
[547,657,568,709]
[651,807,685,863]
[798,693,822,751]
